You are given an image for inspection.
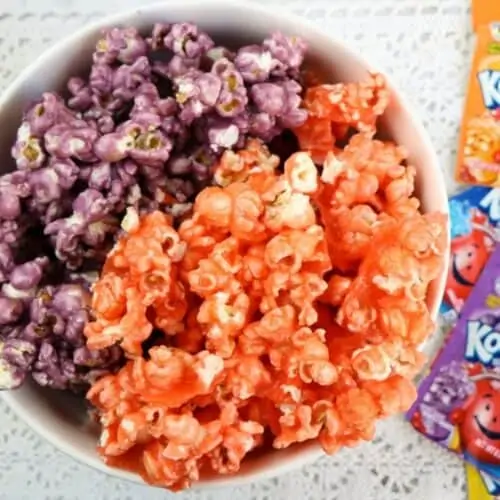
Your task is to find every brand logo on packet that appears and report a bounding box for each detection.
[478,70,500,109]
[465,320,500,365]
[479,188,500,222]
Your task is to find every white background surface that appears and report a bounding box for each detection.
[0,0,473,498]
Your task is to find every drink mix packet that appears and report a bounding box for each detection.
[441,187,500,326]
[466,462,500,500]
[407,244,500,481]
[455,0,500,186]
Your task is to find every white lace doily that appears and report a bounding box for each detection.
[0,0,473,499]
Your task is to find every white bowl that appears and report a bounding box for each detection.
[0,0,450,490]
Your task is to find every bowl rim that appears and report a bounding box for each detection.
[0,0,450,490]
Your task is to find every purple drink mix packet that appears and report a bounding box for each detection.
[408,244,500,480]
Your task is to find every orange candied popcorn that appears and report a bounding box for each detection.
[85,131,447,491]
[213,138,280,187]
[337,212,448,344]
[86,346,224,455]
[303,73,390,134]
[197,291,252,357]
[293,73,390,163]
[269,326,338,386]
[312,133,426,273]
[84,210,188,356]
[180,146,332,358]
[293,116,335,164]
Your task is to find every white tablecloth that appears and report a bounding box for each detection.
[0,0,473,498]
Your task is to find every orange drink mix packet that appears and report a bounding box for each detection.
[456,0,500,186]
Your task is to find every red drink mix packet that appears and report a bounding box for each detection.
[408,244,500,482]
[441,187,500,326]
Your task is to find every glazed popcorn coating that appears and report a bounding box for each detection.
[85,135,447,490]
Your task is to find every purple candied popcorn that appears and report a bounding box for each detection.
[163,176,196,204]
[93,26,148,66]
[130,83,174,124]
[130,84,189,146]
[0,297,23,325]
[93,131,131,163]
[31,336,121,390]
[164,23,215,59]
[0,341,31,389]
[173,70,222,124]
[96,119,173,167]
[203,115,242,152]
[28,160,78,204]
[0,245,15,284]
[247,112,279,142]
[44,120,99,162]
[148,23,215,79]
[82,106,115,134]
[0,260,64,390]
[1,171,31,199]
[84,57,152,112]
[2,339,37,374]
[31,342,78,390]
[0,257,48,335]
[89,63,114,100]
[23,285,87,343]
[127,128,172,167]
[250,80,307,128]
[205,46,235,64]
[235,45,276,83]
[151,56,196,80]
[8,258,48,293]
[165,144,218,185]
[67,77,94,111]
[85,160,127,191]
[0,185,22,221]
[235,32,307,83]
[44,189,118,270]
[28,284,122,390]
[2,257,49,302]
[0,174,33,244]
[0,283,123,391]
[212,58,248,118]
[11,93,84,169]
[80,159,141,218]
[147,23,171,50]
[11,123,46,170]
[112,56,152,103]
[262,31,307,78]
[25,93,76,135]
